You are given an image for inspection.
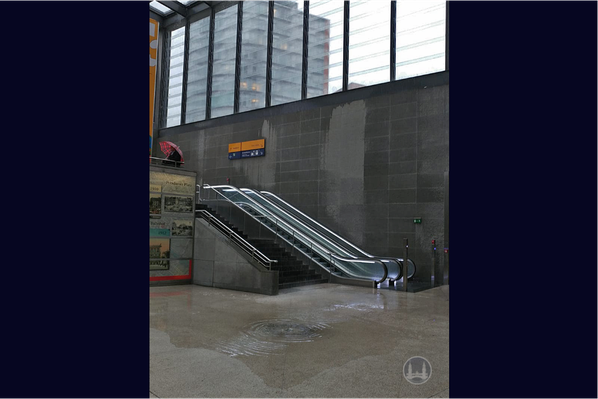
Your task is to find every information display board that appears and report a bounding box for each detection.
[149,167,196,283]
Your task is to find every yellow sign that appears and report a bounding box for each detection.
[150,184,162,193]
[150,18,159,158]
[228,143,241,153]
[241,139,265,151]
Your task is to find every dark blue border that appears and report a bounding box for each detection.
[3,2,149,397]
[450,2,597,397]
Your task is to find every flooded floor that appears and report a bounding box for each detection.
[150,283,449,398]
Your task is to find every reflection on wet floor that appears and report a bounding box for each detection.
[379,278,443,293]
[150,283,449,398]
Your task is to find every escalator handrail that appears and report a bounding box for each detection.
[238,187,402,281]
[205,185,350,262]
[260,190,373,257]
[330,254,388,284]
[259,190,414,278]
[200,184,387,282]
[237,189,398,281]
[239,188,361,260]
[200,185,344,270]
[245,189,404,279]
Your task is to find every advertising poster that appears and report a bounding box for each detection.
[150,193,162,215]
[171,220,193,236]
[150,238,170,270]
[150,172,195,195]
[164,195,193,213]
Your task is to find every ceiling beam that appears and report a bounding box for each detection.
[158,1,188,17]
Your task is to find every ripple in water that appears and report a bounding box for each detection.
[215,318,330,357]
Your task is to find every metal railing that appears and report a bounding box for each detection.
[198,184,389,284]
[197,209,277,270]
[149,156,185,167]
[241,188,407,281]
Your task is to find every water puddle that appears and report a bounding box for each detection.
[215,318,330,357]
[326,302,385,312]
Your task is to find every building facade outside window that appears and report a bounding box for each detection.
[165,26,185,127]
[239,1,269,113]
[307,0,343,98]
[396,1,446,80]
[186,17,211,123]
[348,0,390,89]
[159,1,447,127]
[211,5,238,118]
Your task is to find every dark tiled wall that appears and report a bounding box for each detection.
[157,83,449,280]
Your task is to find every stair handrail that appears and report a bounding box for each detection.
[197,209,278,270]
[259,190,414,280]
[202,186,335,267]
[199,184,388,283]
[199,185,332,263]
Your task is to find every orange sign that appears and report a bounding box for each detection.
[150,18,159,158]
[241,139,265,151]
[228,143,242,153]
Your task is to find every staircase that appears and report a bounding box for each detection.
[197,204,328,290]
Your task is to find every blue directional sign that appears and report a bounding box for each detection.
[241,148,265,158]
[228,139,266,160]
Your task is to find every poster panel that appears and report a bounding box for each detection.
[150,238,170,270]
[163,195,193,213]
[150,193,162,215]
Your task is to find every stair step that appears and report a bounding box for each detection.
[278,269,316,277]
[279,278,329,290]
[279,273,324,284]
[271,265,310,272]
[199,205,331,289]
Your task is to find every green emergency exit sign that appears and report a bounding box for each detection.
[413,218,422,224]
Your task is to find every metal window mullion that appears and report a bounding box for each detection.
[390,0,397,81]
[342,1,349,92]
[234,2,243,114]
[206,7,215,120]
[180,20,190,125]
[445,0,449,71]
[265,1,274,108]
[301,1,309,100]
[158,29,172,128]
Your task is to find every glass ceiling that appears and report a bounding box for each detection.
[150,1,202,17]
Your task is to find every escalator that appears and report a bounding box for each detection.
[199,184,416,287]
[258,190,416,279]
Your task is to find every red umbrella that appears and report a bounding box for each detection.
[159,141,184,162]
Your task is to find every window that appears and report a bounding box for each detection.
[271,1,303,106]
[211,5,238,118]
[307,0,344,97]
[156,1,447,126]
[185,16,210,123]
[239,1,268,113]
[396,0,446,80]
[166,26,185,128]
[348,0,390,89]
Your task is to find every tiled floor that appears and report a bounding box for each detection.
[150,283,449,398]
